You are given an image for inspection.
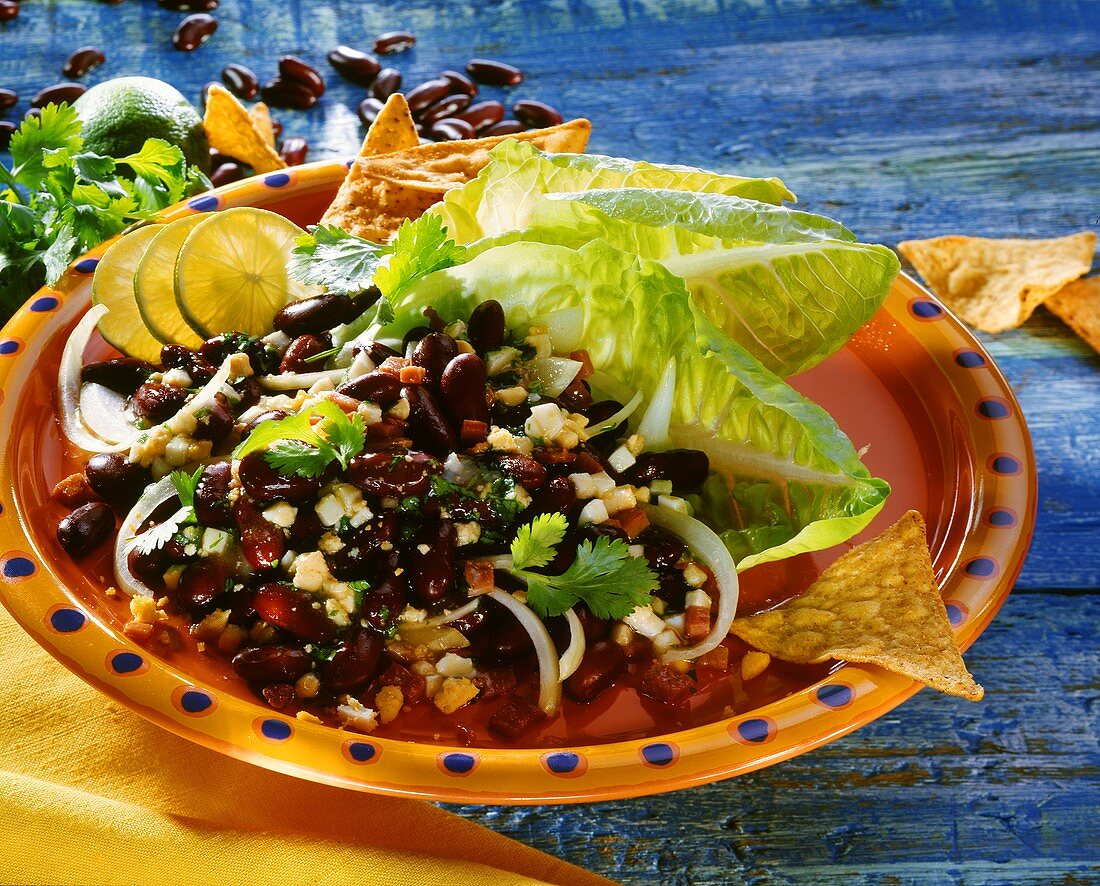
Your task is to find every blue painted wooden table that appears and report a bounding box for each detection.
[2,1,1098,882]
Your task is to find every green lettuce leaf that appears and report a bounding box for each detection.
[429,139,795,244]
[385,239,889,569]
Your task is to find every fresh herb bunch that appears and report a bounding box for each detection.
[0,103,210,318]
[233,400,367,477]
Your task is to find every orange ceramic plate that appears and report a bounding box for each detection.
[0,162,1036,803]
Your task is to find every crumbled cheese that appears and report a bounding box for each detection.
[454,521,481,547]
[652,628,681,655]
[417,543,431,555]
[423,673,443,699]
[435,652,475,677]
[578,499,609,524]
[336,696,378,733]
[163,435,213,468]
[608,444,637,473]
[626,434,646,456]
[685,588,712,611]
[432,677,479,714]
[226,352,253,378]
[683,566,710,591]
[590,472,616,496]
[324,597,352,627]
[291,551,330,594]
[487,426,533,456]
[318,532,345,554]
[741,651,771,682]
[658,494,690,514]
[191,608,231,641]
[443,453,475,483]
[129,425,172,467]
[129,595,168,625]
[295,711,324,725]
[525,331,552,359]
[376,685,404,724]
[634,485,651,503]
[601,485,637,515]
[569,472,598,499]
[625,605,665,639]
[200,527,232,556]
[525,402,566,440]
[357,401,383,425]
[494,385,528,407]
[161,368,192,388]
[315,495,345,527]
[262,502,298,529]
[399,605,427,624]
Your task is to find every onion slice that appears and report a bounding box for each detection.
[424,599,480,628]
[644,503,739,663]
[256,368,346,391]
[114,476,177,598]
[557,608,586,681]
[80,382,139,446]
[636,359,676,449]
[58,305,131,452]
[488,589,561,715]
[586,389,643,438]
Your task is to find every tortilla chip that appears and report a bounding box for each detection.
[248,101,276,147]
[360,93,419,158]
[730,511,984,701]
[321,118,592,242]
[897,232,1096,333]
[1046,275,1100,355]
[203,84,286,174]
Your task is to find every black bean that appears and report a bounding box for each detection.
[456,100,505,132]
[172,14,218,52]
[279,333,331,373]
[374,31,416,55]
[62,47,106,79]
[131,382,189,423]
[625,449,710,488]
[0,1,18,22]
[260,77,317,110]
[0,121,13,153]
[85,454,152,510]
[158,0,218,9]
[81,358,156,394]
[411,332,459,390]
[193,462,232,528]
[210,162,244,187]
[220,63,259,100]
[402,385,458,455]
[406,520,456,605]
[273,293,353,337]
[441,69,478,98]
[420,93,472,127]
[428,118,475,141]
[278,55,325,97]
[346,451,440,498]
[238,450,322,504]
[31,83,87,108]
[482,120,526,136]
[357,96,384,126]
[467,300,505,353]
[327,45,380,87]
[0,88,17,111]
[371,68,402,100]
[279,135,309,167]
[57,502,115,557]
[513,99,563,128]
[406,78,451,114]
[466,58,524,87]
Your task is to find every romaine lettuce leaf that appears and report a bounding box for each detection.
[385,239,889,569]
[429,139,795,244]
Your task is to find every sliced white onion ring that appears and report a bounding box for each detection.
[527,356,583,398]
[586,388,643,438]
[80,382,139,447]
[557,607,586,682]
[488,589,561,716]
[644,503,739,663]
[163,355,239,437]
[424,598,480,628]
[58,305,130,452]
[113,476,177,598]
[636,359,676,449]
[543,306,584,352]
[256,368,346,391]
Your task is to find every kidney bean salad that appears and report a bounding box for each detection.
[53,143,899,742]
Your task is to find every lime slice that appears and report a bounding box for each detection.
[91,225,164,362]
[174,207,307,339]
[134,214,207,348]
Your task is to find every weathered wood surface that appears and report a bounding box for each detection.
[2,1,1098,883]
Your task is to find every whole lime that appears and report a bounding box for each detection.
[75,77,209,172]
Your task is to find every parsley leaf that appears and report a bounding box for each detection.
[510,512,568,570]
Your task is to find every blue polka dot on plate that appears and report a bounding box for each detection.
[815,683,853,709]
[955,349,986,369]
[640,743,676,766]
[30,296,59,312]
[0,340,20,356]
[111,651,144,674]
[181,690,213,713]
[260,719,293,741]
[74,258,99,274]
[733,718,776,745]
[965,557,998,578]
[987,508,1016,528]
[346,741,376,763]
[188,195,220,212]
[48,607,85,633]
[989,454,1022,475]
[264,172,291,188]
[977,398,1010,419]
[945,603,965,626]
[441,752,477,774]
[3,556,35,579]
[910,299,943,320]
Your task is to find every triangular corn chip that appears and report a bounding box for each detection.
[360,93,419,158]
[731,510,984,700]
[1046,275,1100,355]
[321,118,592,242]
[203,84,286,174]
[897,232,1095,333]
[248,101,276,147]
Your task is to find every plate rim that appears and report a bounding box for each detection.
[0,160,1037,804]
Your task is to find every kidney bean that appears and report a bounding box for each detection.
[327,45,380,86]
[420,94,471,127]
[233,498,285,572]
[173,14,217,51]
[360,340,399,366]
[261,77,317,110]
[192,392,234,443]
[625,449,710,488]
[32,83,87,108]
[447,606,489,640]
[158,0,218,9]
[161,343,216,383]
[455,100,505,133]
[85,453,151,510]
[466,59,524,87]
[637,526,687,571]
[488,695,544,741]
[0,89,16,111]
[81,357,155,394]
[429,118,476,141]
[240,409,290,442]
[346,451,439,498]
[338,371,402,406]
[575,604,611,642]
[128,546,170,588]
[441,69,477,98]
[280,333,331,373]
[233,376,262,412]
[402,385,458,455]
[279,135,308,167]
[220,62,258,99]
[410,332,457,388]
[0,1,18,22]
[529,474,575,516]
[191,462,231,528]
[359,558,407,633]
[238,450,321,504]
[374,31,415,55]
[488,607,534,659]
[497,454,547,491]
[404,520,456,605]
[321,627,384,691]
[0,121,13,152]
[326,512,397,580]
[131,382,189,423]
[582,399,625,446]
[373,660,426,704]
[482,120,526,137]
[472,666,516,701]
[357,97,384,126]
[513,99,563,128]
[175,559,231,610]
[62,47,106,79]
[557,375,593,410]
[210,162,244,186]
[405,78,450,114]
[565,640,626,703]
[278,55,325,96]
[57,502,114,557]
[371,68,402,100]
[439,353,488,423]
[462,301,502,354]
[232,644,311,683]
[274,292,353,337]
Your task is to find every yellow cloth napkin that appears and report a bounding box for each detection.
[0,608,612,886]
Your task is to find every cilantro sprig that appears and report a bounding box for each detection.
[234,400,366,478]
[506,513,659,620]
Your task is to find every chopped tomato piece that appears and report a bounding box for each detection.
[461,419,488,444]
[617,507,650,540]
[569,349,594,380]
[640,662,694,706]
[377,356,408,376]
[473,666,517,700]
[696,645,730,672]
[51,472,97,507]
[464,561,496,594]
[399,365,427,384]
[685,604,711,642]
[488,695,545,740]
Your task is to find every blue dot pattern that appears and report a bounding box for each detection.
[978,399,1009,419]
[111,652,144,674]
[946,604,964,625]
[49,608,85,632]
[261,719,292,740]
[991,455,1020,475]
[988,509,1015,527]
[0,340,18,355]
[442,753,476,774]
[74,258,99,274]
[3,556,35,578]
[188,195,220,212]
[180,690,213,713]
[965,557,997,577]
[911,300,943,319]
[737,719,772,743]
[30,296,59,312]
[348,742,376,763]
[955,350,986,368]
[641,743,675,766]
[264,172,291,188]
[816,684,853,708]
[545,752,580,774]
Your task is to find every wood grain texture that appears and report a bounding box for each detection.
[2,2,1098,883]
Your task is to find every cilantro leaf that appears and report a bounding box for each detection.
[321,407,366,468]
[510,512,568,570]
[8,103,83,188]
[233,408,322,460]
[264,439,335,478]
[373,214,467,300]
[127,506,194,556]
[170,466,204,510]
[289,224,384,295]
[236,400,367,477]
